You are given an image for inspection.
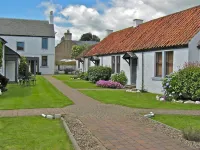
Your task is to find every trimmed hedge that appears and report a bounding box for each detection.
[88,66,112,83]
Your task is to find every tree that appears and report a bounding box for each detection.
[71,44,88,59]
[19,56,28,76]
[80,33,100,42]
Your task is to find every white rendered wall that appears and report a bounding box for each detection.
[136,48,189,94]
[0,36,55,74]
[188,31,200,62]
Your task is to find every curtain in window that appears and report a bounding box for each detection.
[111,56,115,73]
[156,52,162,77]
[166,51,173,75]
[42,56,48,66]
[116,56,120,73]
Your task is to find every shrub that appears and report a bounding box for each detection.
[183,127,200,142]
[19,56,28,76]
[96,80,124,89]
[64,68,75,74]
[88,66,112,83]
[163,62,200,101]
[111,71,128,85]
[83,72,89,81]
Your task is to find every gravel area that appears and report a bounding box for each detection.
[132,113,200,149]
[63,114,106,150]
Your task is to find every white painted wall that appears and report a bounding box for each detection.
[0,36,55,74]
[189,31,200,62]
[136,48,189,94]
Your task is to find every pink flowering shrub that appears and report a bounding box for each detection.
[96,80,124,89]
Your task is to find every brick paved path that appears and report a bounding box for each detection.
[0,76,196,150]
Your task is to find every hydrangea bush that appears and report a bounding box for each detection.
[163,62,200,101]
[96,80,124,89]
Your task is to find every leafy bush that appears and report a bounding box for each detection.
[96,80,124,89]
[88,66,112,83]
[163,62,200,101]
[83,72,89,81]
[183,127,200,142]
[111,71,128,85]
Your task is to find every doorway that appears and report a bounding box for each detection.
[130,58,137,85]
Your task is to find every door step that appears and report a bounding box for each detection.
[124,85,136,89]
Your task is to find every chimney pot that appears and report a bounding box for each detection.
[133,19,143,27]
[64,30,72,40]
[106,29,113,36]
[49,11,54,24]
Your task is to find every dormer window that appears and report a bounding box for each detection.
[42,38,48,49]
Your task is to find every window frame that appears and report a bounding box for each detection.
[16,42,25,51]
[42,38,48,50]
[111,56,115,73]
[155,52,162,77]
[165,51,174,75]
[41,56,48,67]
[116,56,120,73]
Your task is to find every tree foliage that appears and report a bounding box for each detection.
[0,42,2,68]
[71,44,88,59]
[80,33,100,42]
[19,56,28,76]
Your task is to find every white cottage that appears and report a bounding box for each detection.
[77,6,200,94]
[0,11,55,80]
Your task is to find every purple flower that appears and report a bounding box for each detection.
[96,80,124,89]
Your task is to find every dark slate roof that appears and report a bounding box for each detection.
[0,37,7,43]
[5,46,20,57]
[73,40,98,46]
[0,18,55,37]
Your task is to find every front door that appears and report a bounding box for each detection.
[30,60,35,74]
[131,58,137,85]
[6,61,16,82]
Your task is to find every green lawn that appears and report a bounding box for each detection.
[0,116,73,150]
[153,115,200,130]
[80,90,200,110]
[0,76,73,110]
[53,75,101,89]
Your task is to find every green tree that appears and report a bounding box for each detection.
[80,33,100,42]
[71,44,88,59]
[19,56,28,76]
[0,42,2,67]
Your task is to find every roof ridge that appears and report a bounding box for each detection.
[0,17,48,22]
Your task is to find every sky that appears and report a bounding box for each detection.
[0,0,199,45]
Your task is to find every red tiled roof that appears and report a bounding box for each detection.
[86,6,200,56]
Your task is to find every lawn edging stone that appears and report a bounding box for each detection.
[61,117,81,150]
[63,114,107,150]
[135,114,200,149]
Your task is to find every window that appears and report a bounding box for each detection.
[156,52,162,77]
[95,60,100,66]
[42,38,48,49]
[166,51,173,75]
[17,42,24,51]
[42,56,48,66]
[116,56,120,73]
[111,56,115,73]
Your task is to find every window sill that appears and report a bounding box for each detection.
[40,66,49,68]
[42,49,48,50]
[152,77,163,81]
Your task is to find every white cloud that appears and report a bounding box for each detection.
[39,0,200,46]
[54,16,67,23]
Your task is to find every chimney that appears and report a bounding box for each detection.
[133,19,143,27]
[49,11,54,24]
[64,30,72,40]
[106,29,113,36]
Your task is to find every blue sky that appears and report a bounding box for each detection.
[0,0,107,20]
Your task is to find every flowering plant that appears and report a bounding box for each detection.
[163,62,200,101]
[96,80,124,89]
